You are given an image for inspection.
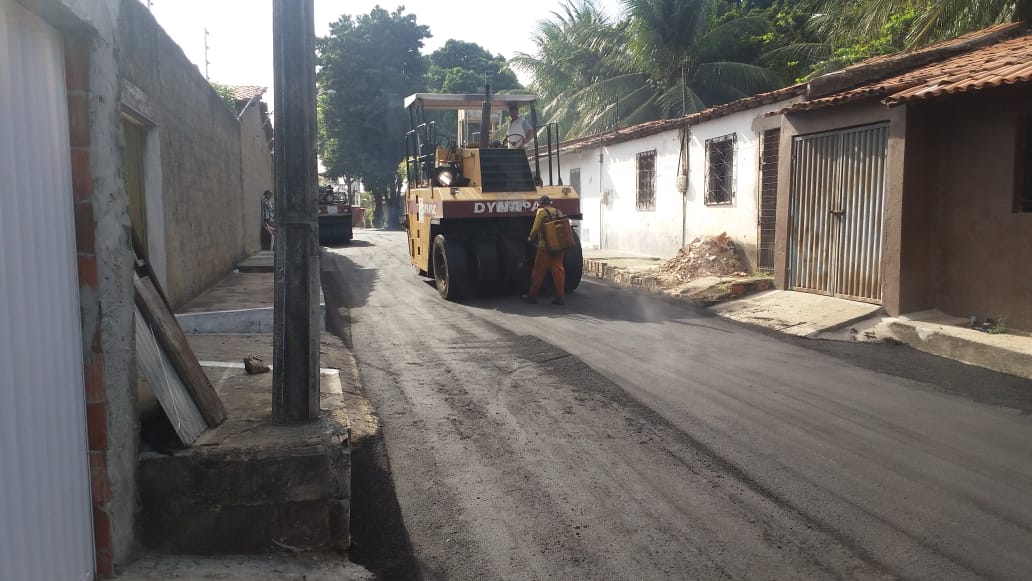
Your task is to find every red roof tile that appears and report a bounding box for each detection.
[229,85,267,102]
[556,84,805,155]
[778,23,1032,113]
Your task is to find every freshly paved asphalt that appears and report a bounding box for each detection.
[322,230,1032,581]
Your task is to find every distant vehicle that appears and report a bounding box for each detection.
[402,89,582,300]
[318,186,353,246]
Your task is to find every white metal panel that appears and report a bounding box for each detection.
[0,1,96,579]
[135,304,207,445]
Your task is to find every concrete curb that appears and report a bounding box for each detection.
[888,320,1032,381]
[176,305,326,334]
[805,308,886,339]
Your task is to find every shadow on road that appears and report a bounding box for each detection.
[321,250,379,312]
[462,277,715,325]
[322,253,422,581]
[322,238,375,248]
[787,335,1032,414]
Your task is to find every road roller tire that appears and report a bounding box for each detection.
[433,235,471,300]
[564,235,583,293]
[473,239,502,296]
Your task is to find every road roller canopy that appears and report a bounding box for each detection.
[403,93,536,111]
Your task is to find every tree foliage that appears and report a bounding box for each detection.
[313,0,1030,208]
[423,40,523,145]
[513,0,782,138]
[426,40,521,93]
[317,6,430,224]
[209,81,240,113]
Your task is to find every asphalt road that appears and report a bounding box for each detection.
[321,229,1032,581]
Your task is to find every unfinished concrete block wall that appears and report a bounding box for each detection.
[239,103,274,255]
[117,0,251,308]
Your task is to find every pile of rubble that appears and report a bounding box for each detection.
[658,233,748,282]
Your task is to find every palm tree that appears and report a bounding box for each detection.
[621,0,781,118]
[814,0,1031,54]
[510,0,627,138]
[513,0,783,138]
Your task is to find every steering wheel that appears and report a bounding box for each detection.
[506,134,525,148]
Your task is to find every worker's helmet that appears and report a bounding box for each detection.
[538,195,551,205]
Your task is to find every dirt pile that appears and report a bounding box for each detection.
[658,233,748,282]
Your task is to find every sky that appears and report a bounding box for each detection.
[148,0,625,101]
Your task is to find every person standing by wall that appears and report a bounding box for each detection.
[523,195,566,305]
[261,189,275,250]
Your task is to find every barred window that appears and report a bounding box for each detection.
[706,134,736,205]
[636,150,656,211]
[569,168,581,195]
[1017,116,1032,213]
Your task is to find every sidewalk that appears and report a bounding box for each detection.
[120,255,371,579]
[583,251,1032,381]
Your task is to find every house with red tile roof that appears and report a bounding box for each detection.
[553,86,805,269]
[772,22,1032,329]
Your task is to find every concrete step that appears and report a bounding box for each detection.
[137,364,351,555]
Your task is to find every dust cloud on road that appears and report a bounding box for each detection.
[322,230,1032,581]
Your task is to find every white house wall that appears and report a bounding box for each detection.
[603,132,684,256]
[559,96,797,264]
[684,103,786,268]
[561,149,604,249]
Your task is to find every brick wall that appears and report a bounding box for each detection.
[66,33,116,579]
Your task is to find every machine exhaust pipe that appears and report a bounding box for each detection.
[481,84,491,147]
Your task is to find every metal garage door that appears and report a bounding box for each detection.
[788,124,888,303]
[0,1,96,579]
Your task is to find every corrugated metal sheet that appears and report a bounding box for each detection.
[836,125,888,302]
[789,132,840,294]
[0,2,96,579]
[789,125,887,302]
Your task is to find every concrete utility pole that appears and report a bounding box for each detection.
[272,0,320,422]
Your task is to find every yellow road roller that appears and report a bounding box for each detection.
[402,89,581,300]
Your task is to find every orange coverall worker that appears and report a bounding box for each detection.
[526,203,565,304]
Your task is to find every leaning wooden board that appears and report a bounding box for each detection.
[134,273,227,426]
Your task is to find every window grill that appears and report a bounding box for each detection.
[570,168,581,195]
[636,150,656,211]
[706,133,736,205]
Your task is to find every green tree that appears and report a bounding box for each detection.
[815,0,1030,52]
[424,40,523,145]
[209,81,239,113]
[511,0,630,138]
[514,0,783,138]
[317,6,430,227]
[788,0,1032,75]
[426,40,521,93]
